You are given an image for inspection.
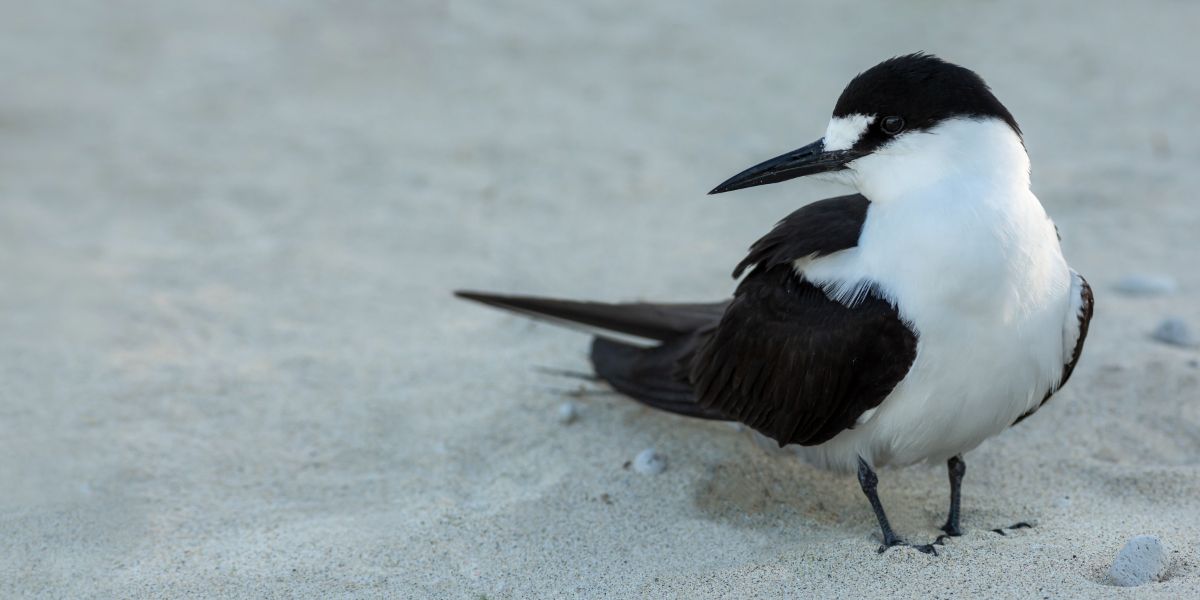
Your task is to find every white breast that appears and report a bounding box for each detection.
[792,118,1077,471]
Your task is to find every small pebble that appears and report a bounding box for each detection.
[557,402,578,424]
[1151,318,1198,348]
[1108,535,1169,586]
[633,448,666,475]
[1115,273,1177,296]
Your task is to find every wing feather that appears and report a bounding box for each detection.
[689,266,918,447]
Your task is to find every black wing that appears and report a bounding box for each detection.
[733,193,870,278]
[688,265,917,446]
[458,193,913,444]
[587,193,881,427]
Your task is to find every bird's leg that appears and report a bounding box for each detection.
[857,458,936,555]
[940,454,966,538]
[934,455,1033,540]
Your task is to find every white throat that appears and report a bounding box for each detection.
[807,116,1056,318]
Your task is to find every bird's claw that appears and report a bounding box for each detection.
[939,523,963,538]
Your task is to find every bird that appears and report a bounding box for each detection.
[455,53,1094,554]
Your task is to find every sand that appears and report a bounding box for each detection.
[2,1,1199,597]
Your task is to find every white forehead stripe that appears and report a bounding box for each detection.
[822,114,874,152]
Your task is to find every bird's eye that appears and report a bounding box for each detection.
[880,116,905,135]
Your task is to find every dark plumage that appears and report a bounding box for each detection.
[459,194,917,447]
[733,194,869,278]
[452,292,722,342]
[832,53,1022,154]
[689,265,917,446]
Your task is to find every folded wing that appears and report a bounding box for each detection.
[457,193,917,446]
[689,265,917,446]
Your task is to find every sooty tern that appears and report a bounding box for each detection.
[456,53,1094,554]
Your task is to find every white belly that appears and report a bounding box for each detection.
[793,188,1075,471]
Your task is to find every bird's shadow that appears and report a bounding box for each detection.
[689,446,866,531]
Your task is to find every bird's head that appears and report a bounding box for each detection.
[709,53,1027,201]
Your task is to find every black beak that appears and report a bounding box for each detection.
[708,139,864,195]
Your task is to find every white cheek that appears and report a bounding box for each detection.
[823,114,874,151]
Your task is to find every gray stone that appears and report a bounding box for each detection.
[1108,535,1169,587]
[1115,273,1177,296]
[632,448,666,475]
[1151,317,1198,348]
[557,402,578,425]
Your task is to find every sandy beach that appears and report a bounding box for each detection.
[2,1,1198,597]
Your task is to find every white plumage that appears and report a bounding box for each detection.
[797,116,1080,470]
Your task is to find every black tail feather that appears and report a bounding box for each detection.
[590,337,726,421]
[456,289,727,421]
[455,290,723,342]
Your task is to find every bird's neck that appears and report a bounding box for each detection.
[850,118,1031,206]
[826,119,1066,324]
